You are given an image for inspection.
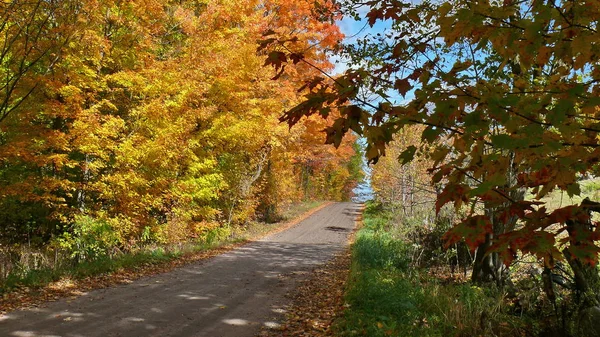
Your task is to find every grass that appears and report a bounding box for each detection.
[336,201,529,337]
[2,236,211,293]
[0,200,326,295]
[534,178,600,211]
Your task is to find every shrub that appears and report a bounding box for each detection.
[55,215,121,263]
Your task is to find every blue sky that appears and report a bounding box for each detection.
[331,11,392,75]
[332,14,416,106]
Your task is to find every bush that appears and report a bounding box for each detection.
[55,215,121,263]
[338,199,525,337]
[198,226,232,246]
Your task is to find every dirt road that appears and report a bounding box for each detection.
[0,202,360,337]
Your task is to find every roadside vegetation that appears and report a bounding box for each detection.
[338,188,600,337]
[0,201,325,305]
[338,201,528,337]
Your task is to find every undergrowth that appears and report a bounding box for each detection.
[0,201,324,295]
[337,201,532,337]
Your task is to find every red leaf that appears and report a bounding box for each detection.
[436,183,469,213]
[264,51,287,71]
[547,206,578,224]
[289,53,304,64]
[394,78,412,98]
[443,215,492,251]
[366,8,382,26]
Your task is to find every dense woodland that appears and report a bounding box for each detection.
[0,0,362,268]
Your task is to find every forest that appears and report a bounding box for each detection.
[4,0,600,336]
[0,0,361,281]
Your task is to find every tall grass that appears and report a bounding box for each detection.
[0,233,220,293]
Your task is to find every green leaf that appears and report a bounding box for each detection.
[398,145,417,165]
[566,183,581,198]
[421,126,440,142]
[469,174,505,197]
[548,99,573,125]
[490,134,514,149]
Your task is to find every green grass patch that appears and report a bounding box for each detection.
[1,242,194,292]
[534,178,600,211]
[337,201,527,337]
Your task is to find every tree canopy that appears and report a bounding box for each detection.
[264,0,600,287]
[0,0,362,254]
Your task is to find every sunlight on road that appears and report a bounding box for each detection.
[222,318,249,326]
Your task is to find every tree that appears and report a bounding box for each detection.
[0,0,78,124]
[371,124,434,215]
[264,0,600,302]
[0,0,361,253]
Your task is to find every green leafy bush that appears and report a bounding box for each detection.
[55,215,121,262]
[338,202,524,337]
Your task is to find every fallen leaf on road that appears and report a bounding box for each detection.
[259,250,351,337]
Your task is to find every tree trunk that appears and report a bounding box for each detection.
[410,175,415,216]
[77,154,90,212]
[471,153,524,287]
[563,198,600,307]
[401,171,406,215]
[563,248,600,307]
[472,233,494,284]
[471,232,509,286]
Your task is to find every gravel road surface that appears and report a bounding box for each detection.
[0,202,360,337]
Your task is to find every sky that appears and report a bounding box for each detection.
[331,9,391,75]
[332,12,416,107]
[335,11,383,202]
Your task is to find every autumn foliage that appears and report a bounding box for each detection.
[264,0,600,301]
[0,0,360,256]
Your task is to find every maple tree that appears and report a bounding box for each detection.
[0,0,78,124]
[263,0,600,303]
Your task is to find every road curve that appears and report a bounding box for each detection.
[0,202,361,337]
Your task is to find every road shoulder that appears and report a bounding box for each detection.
[258,250,351,337]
